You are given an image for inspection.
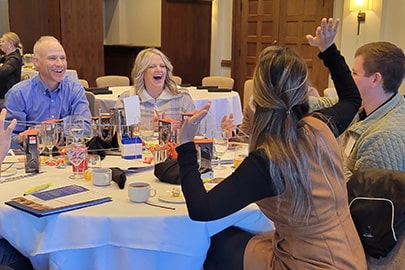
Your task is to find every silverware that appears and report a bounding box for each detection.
[1,163,14,172]
[144,201,175,210]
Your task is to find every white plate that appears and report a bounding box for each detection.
[158,193,186,204]
[102,157,154,171]
[3,155,23,164]
[0,167,18,178]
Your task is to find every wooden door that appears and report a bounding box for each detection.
[8,0,104,86]
[58,0,104,86]
[232,0,334,105]
[161,0,212,86]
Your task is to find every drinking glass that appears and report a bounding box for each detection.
[28,125,46,154]
[139,116,156,143]
[40,122,60,161]
[84,154,101,181]
[66,142,88,179]
[194,119,207,140]
[211,130,229,170]
[233,144,248,169]
[64,115,85,143]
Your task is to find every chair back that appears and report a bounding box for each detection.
[202,76,234,89]
[78,79,89,88]
[243,79,253,109]
[85,91,99,117]
[96,75,130,88]
[172,75,182,85]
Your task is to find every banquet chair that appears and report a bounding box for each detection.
[85,91,99,117]
[96,75,130,88]
[243,79,253,109]
[173,75,182,85]
[202,76,234,89]
[78,79,89,88]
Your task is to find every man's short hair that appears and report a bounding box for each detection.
[355,42,405,93]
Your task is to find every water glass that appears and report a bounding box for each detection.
[66,142,88,179]
[211,130,229,170]
[233,144,248,169]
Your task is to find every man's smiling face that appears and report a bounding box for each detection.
[34,39,67,90]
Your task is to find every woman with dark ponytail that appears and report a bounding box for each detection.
[176,18,367,270]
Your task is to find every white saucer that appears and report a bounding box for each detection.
[0,167,18,178]
[158,193,186,204]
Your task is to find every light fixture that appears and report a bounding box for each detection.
[349,0,372,35]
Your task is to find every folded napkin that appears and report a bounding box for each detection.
[85,87,112,95]
[110,167,127,189]
[154,159,181,185]
[207,88,232,92]
[196,85,218,89]
[86,136,107,160]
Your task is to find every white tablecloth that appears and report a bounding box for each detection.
[0,155,272,270]
[95,86,133,113]
[95,86,244,138]
[21,68,78,81]
[186,87,243,138]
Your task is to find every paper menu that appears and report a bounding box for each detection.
[122,95,141,126]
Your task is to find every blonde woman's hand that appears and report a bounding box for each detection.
[178,102,211,145]
[221,113,236,138]
[306,18,340,52]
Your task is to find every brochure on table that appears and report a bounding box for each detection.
[5,184,112,217]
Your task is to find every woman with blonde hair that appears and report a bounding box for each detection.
[0,32,23,108]
[175,18,367,269]
[116,48,195,121]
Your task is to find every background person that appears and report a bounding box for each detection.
[4,36,91,149]
[175,17,366,268]
[0,32,23,109]
[116,48,195,124]
[307,18,405,179]
[0,108,33,270]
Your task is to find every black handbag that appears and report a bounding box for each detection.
[347,168,405,258]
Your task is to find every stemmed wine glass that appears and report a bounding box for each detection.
[40,121,60,161]
[211,130,229,170]
[139,116,155,143]
[28,125,46,155]
[194,119,207,140]
[64,115,85,143]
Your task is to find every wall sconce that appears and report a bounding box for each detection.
[350,0,372,35]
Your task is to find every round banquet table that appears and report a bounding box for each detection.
[95,86,244,139]
[185,87,243,138]
[0,154,272,270]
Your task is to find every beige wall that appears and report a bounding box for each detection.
[0,0,9,36]
[210,0,233,77]
[103,0,161,46]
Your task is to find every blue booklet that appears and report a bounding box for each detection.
[5,184,112,217]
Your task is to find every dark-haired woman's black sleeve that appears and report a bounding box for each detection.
[316,44,361,136]
[176,142,281,221]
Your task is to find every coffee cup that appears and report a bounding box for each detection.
[91,168,112,186]
[128,182,157,203]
